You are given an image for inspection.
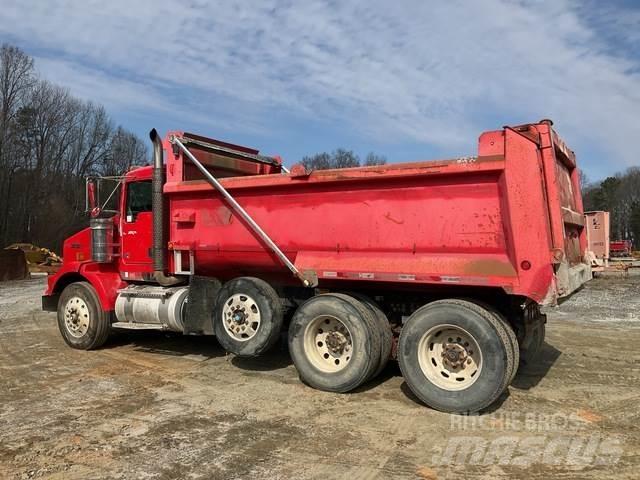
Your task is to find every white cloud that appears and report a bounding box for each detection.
[1,0,639,177]
[33,57,161,112]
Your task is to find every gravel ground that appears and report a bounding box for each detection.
[0,276,639,479]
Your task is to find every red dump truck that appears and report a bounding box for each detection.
[42,119,591,413]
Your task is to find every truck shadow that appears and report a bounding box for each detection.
[511,341,562,390]
[106,330,227,360]
[231,352,293,371]
[106,330,295,370]
[103,332,562,400]
[229,334,294,371]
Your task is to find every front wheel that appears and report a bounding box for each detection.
[398,299,513,414]
[57,282,111,350]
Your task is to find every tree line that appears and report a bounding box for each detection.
[0,44,147,253]
[300,149,386,171]
[582,167,640,247]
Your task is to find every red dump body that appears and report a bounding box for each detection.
[159,120,589,305]
[46,120,590,309]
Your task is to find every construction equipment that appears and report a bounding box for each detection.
[4,243,62,274]
[0,248,28,281]
[42,120,591,413]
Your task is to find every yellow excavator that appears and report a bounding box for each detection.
[0,243,62,281]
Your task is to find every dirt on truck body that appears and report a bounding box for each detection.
[1,276,640,479]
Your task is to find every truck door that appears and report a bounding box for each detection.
[121,180,153,267]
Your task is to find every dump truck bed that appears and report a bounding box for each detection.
[160,120,589,305]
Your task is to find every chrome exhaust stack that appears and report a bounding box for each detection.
[150,129,182,287]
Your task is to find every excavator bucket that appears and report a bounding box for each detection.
[0,248,29,281]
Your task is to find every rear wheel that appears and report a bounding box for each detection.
[213,277,283,357]
[469,300,519,384]
[288,294,381,393]
[495,310,519,384]
[57,282,111,350]
[348,293,393,379]
[398,299,512,413]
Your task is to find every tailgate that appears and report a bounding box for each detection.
[538,122,591,299]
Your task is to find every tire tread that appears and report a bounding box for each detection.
[398,298,513,413]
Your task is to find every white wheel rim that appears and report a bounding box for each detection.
[417,324,482,391]
[64,296,90,338]
[303,315,353,373]
[222,293,261,342]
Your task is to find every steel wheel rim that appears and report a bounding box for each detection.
[304,315,353,373]
[64,296,90,338]
[417,324,482,391]
[222,293,261,342]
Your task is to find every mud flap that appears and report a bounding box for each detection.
[183,276,221,335]
[518,304,546,366]
[42,294,59,312]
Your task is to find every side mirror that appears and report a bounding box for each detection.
[86,177,100,217]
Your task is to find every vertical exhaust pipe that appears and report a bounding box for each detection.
[150,129,182,286]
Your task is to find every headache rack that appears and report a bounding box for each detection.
[176,132,287,178]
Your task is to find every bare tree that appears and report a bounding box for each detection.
[300,149,386,171]
[300,152,332,171]
[103,126,148,176]
[332,148,359,169]
[364,152,387,166]
[0,44,148,252]
[578,169,589,191]
[0,44,35,245]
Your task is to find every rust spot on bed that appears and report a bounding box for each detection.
[464,259,516,277]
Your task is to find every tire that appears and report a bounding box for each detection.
[288,293,381,393]
[347,293,393,379]
[467,300,519,385]
[57,282,111,350]
[398,299,513,414]
[494,310,519,384]
[213,277,283,357]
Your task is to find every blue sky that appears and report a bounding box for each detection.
[1,0,639,181]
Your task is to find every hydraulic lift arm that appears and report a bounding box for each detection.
[170,135,316,287]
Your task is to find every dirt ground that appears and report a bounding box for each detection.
[1,275,639,479]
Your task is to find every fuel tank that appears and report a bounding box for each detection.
[114,285,188,332]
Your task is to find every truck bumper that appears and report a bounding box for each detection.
[559,262,592,298]
[543,261,592,306]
